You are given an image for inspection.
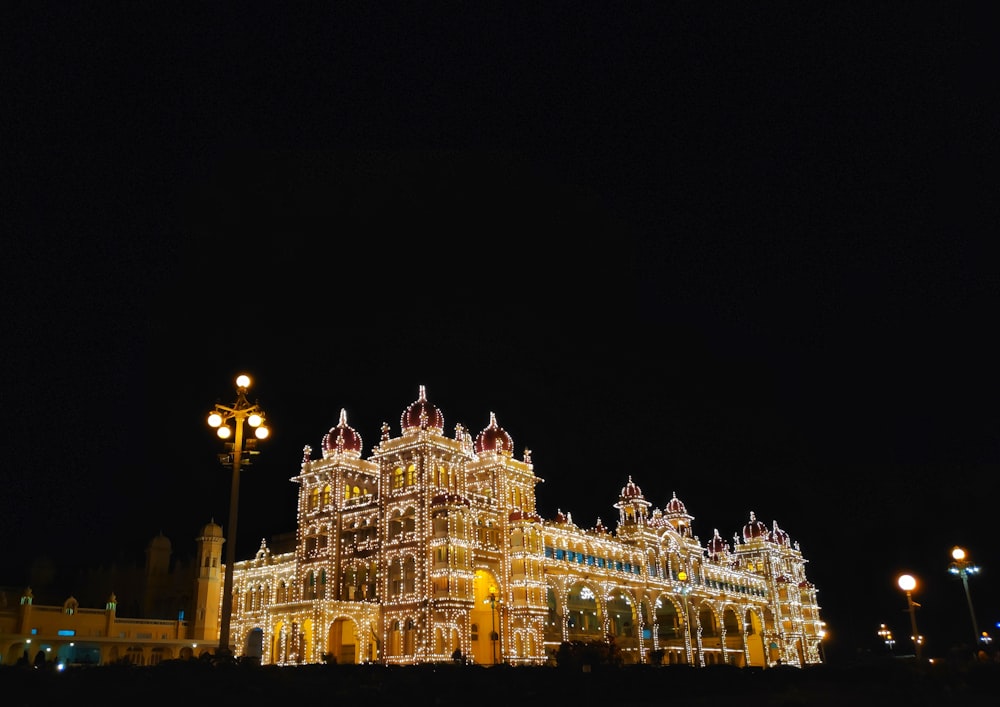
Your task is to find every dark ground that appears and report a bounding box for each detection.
[4,659,999,707]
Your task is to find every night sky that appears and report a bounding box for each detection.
[4,4,997,663]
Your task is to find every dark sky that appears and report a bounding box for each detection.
[4,4,997,663]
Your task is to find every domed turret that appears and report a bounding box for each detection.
[614,476,652,529]
[769,519,789,546]
[474,412,514,457]
[742,511,768,541]
[620,476,644,499]
[199,520,223,539]
[401,385,444,434]
[662,492,695,537]
[707,528,729,561]
[322,408,364,458]
[664,492,688,515]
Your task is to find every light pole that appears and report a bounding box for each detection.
[483,583,501,664]
[207,374,270,657]
[677,570,694,665]
[897,574,922,663]
[947,546,981,653]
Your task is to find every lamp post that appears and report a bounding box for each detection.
[897,574,922,663]
[207,374,270,657]
[947,546,981,653]
[483,584,501,664]
[677,570,694,665]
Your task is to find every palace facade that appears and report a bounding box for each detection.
[227,386,824,667]
[1,385,824,668]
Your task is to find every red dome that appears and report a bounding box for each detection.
[321,408,363,458]
[474,412,514,456]
[664,492,687,515]
[707,528,728,559]
[620,476,643,498]
[769,520,789,546]
[401,385,444,433]
[742,511,768,541]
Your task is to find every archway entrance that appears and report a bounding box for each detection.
[327,617,358,664]
[471,569,501,665]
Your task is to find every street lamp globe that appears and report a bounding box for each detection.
[898,574,916,592]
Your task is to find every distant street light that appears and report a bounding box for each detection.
[878,623,896,652]
[948,546,981,653]
[207,374,270,658]
[897,574,922,663]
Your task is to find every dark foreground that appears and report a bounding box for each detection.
[4,660,998,706]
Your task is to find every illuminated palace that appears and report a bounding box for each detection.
[226,386,824,668]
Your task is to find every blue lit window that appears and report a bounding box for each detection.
[57,630,75,637]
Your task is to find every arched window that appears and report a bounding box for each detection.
[403,556,416,593]
[389,558,402,596]
[406,463,417,486]
[393,467,405,489]
[402,507,416,535]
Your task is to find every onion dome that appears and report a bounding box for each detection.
[593,517,609,534]
[662,491,695,536]
[769,520,789,546]
[664,492,687,515]
[322,408,363,458]
[555,508,567,524]
[742,511,768,541]
[474,412,514,456]
[620,475,644,499]
[401,385,444,434]
[707,528,728,560]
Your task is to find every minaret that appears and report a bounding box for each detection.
[192,520,224,641]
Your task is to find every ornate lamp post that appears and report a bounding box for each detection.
[483,583,502,664]
[948,546,981,653]
[207,374,270,657]
[897,574,922,662]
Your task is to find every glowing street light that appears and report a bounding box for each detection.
[948,546,981,652]
[897,574,922,662]
[207,374,270,658]
[878,623,895,652]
